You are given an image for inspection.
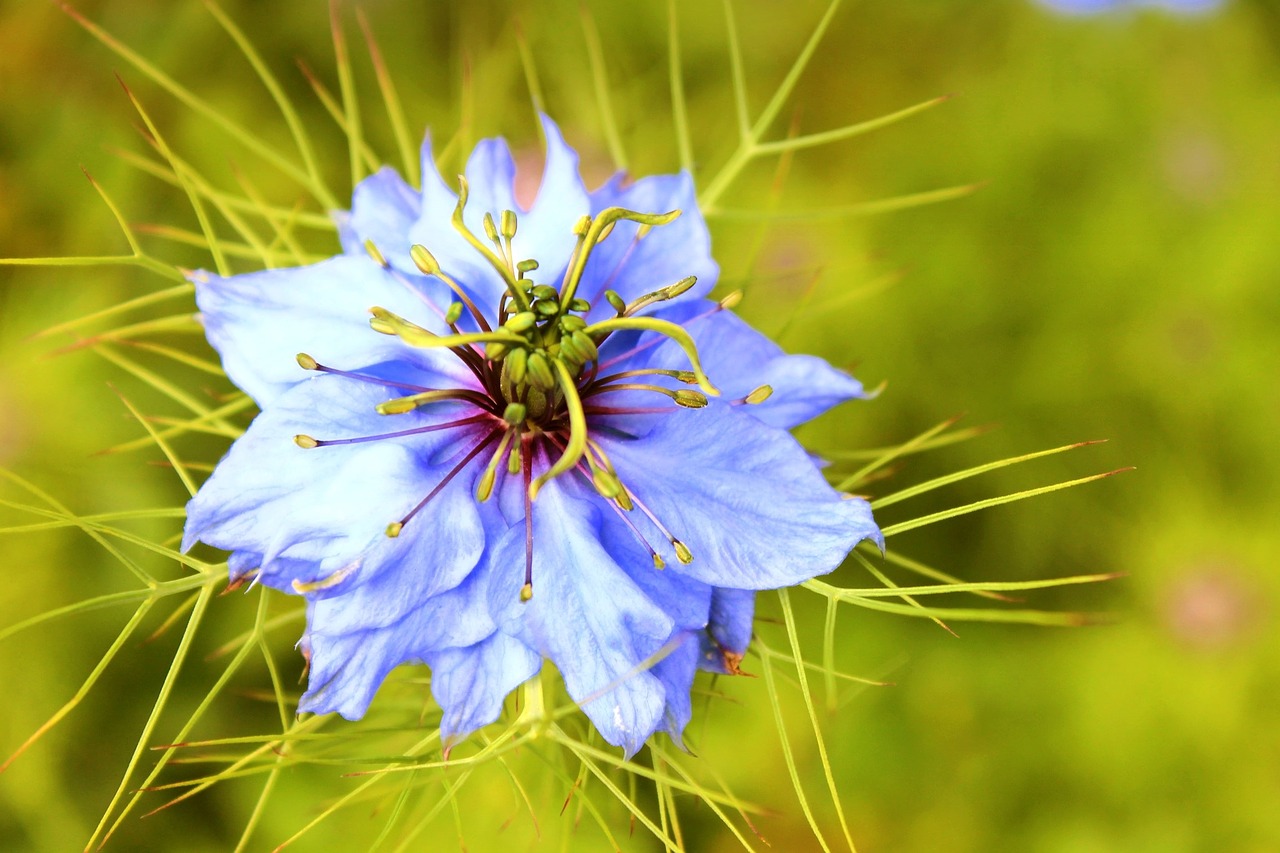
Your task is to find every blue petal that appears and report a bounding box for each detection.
[183,372,489,599]
[340,166,423,272]
[298,564,499,720]
[425,633,542,747]
[650,634,700,747]
[409,119,587,311]
[488,480,674,756]
[192,254,465,406]
[599,403,882,588]
[580,171,717,323]
[642,300,868,429]
[699,588,756,674]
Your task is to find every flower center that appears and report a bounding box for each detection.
[290,181,768,602]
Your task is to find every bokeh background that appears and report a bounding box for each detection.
[1,0,1277,850]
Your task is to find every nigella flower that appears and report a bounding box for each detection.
[1035,0,1222,14]
[183,116,882,755]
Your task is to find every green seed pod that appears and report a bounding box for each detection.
[568,298,592,313]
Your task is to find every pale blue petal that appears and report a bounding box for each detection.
[600,403,882,588]
[699,588,756,674]
[426,633,542,747]
[298,565,498,720]
[192,254,465,406]
[641,300,867,429]
[341,166,423,271]
[651,634,700,747]
[183,373,489,598]
[488,480,674,756]
[580,171,717,322]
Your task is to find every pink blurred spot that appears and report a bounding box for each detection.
[1161,564,1262,651]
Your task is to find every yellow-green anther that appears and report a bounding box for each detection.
[570,330,599,361]
[409,244,440,275]
[572,215,591,236]
[534,300,559,317]
[673,540,693,564]
[520,582,533,602]
[505,311,537,333]
[637,223,654,239]
[616,489,634,511]
[445,302,464,325]
[386,521,403,538]
[506,347,528,384]
[653,554,665,570]
[482,212,500,244]
[364,239,388,268]
[294,434,319,449]
[296,353,319,370]
[675,371,697,384]
[745,385,773,405]
[529,359,589,500]
[500,209,517,239]
[376,389,473,415]
[597,221,616,242]
[605,290,627,314]
[674,390,708,408]
[532,284,559,301]
[503,402,527,425]
[582,316,720,396]
[624,275,698,316]
[591,466,623,499]
[560,315,587,333]
[475,430,515,503]
[369,306,523,350]
[485,341,509,361]
[291,562,359,593]
[517,259,539,275]
[719,290,743,310]
[568,298,591,313]
[508,444,522,475]
[526,351,555,390]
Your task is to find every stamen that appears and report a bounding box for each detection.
[450,178,531,311]
[558,207,682,314]
[292,414,492,449]
[738,385,773,405]
[295,352,437,393]
[389,428,501,536]
[622,275,698,317]
[475,428,518,502]
[580,315,719,396]
[583,382,707,408]
[369,307,522,351]
[521,438,534,602]
[363,239,388,268]
[596,298,733,372]
[624,486,694,565]
[376,388,493,415]
[409,244,492,333]
[291,561,360,593]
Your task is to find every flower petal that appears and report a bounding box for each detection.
[639,300,868,429]
[580,171,717,322]
[699,588,756,674]
[192,254,464,406]
[600,403,882,588]
[488,480,674,756]
[183,372,489,599]
[339,166,423,272]
[425,633,542,747]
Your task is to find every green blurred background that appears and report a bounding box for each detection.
[1,0,1277,850]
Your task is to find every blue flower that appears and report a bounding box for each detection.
[1035,0,1222,14]
[183,116,882,756]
